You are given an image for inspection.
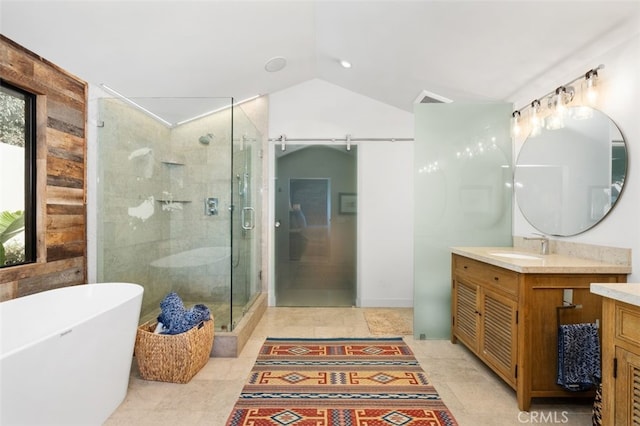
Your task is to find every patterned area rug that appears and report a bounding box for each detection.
[225,337,458,425]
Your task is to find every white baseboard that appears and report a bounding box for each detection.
[358,298,413,308]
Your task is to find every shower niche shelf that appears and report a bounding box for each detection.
[161,153,186,165]
[156,199,191,203]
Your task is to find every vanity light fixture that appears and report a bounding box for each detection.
[530,100,542,137]
[546,86,574,130]
[549,86,571,114]
[510,64,604,135]
[584,69,599,104]
[511,110,522,137]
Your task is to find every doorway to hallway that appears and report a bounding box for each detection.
[274,144,357,306]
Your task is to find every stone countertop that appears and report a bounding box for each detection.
[591,283,640,307]
[451,246,632,274]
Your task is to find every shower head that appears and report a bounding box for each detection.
[199,133,214,145]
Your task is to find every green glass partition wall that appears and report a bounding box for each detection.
[413,103,512,339]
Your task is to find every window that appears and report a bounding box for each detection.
[0,80,36,267]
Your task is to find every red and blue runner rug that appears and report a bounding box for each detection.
[226,337,458,425]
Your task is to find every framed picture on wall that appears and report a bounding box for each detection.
[339,192,357,214]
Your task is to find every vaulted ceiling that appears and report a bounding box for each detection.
[2,1,639,117]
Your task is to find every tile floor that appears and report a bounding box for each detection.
[106,307,594,425]
[275,261,355,307]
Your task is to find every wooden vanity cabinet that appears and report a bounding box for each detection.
[600,297,640,425]
[452,256,518,388]
[451,253,627,411]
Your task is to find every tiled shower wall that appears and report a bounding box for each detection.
[97,98,234,320]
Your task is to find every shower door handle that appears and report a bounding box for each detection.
[242,207,255,230]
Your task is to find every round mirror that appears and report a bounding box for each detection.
[514,106,627,236]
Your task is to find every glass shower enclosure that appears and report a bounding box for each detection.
[96,97,262,331]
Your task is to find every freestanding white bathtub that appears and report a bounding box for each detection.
[0,283,143,425]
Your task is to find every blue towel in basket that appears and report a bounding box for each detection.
[157,292,210,335]
[557,323,601,391]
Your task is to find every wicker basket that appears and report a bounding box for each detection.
[134,317,214,384]
[592,382,602,426]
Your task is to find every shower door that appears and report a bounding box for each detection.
[274,144,357,306]
[230,110,262,328]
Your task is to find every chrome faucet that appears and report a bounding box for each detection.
[524,233,549,255]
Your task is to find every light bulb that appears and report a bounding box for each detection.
[555,87,566,114]
[585,70,598,104]
[546,88,568,130]
[511,110,521,137]
[530,100,542,137]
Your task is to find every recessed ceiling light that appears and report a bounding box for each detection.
[339,59,352,69]
[265,56,287,72]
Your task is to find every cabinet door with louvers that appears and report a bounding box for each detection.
[453,280,480,353]
[615,346,640,425]
[480,290,518,387]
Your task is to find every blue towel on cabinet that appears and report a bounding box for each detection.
[557,323,601,391]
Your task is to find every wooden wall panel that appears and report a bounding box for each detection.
[0,281,18,301]
[17,258,85,297]
[46,186,85,205]
[48,97,85,128]
[47,157,84,187]
[1,48,36,87]
[47,242,86,263]
[47,204,84,215]
[0,35,87,302]
[47,127,84,157]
